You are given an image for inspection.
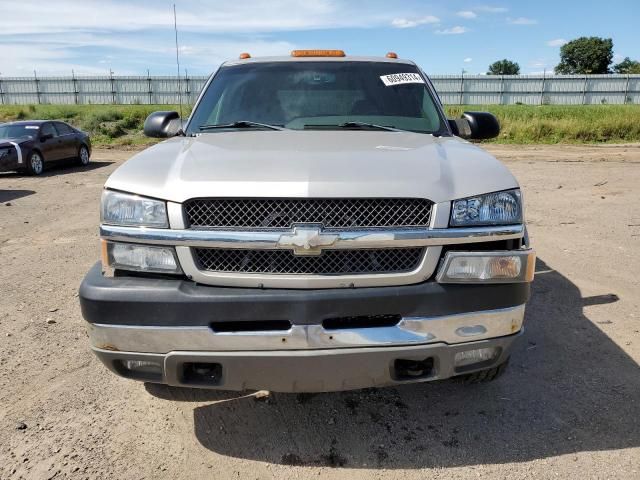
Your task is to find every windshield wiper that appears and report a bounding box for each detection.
[304,122,403,132]
[199,121,285,131]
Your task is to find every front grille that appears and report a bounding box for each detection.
[184,198,433,229]
[194,248,424,275]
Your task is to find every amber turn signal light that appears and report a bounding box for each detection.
[291,49,345,57]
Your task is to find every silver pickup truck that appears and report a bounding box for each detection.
[79,51,534,392]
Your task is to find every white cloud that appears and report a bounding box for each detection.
[508,17,538,25]
[477,6,508,13]
[0,1,387,35]
[464,57,473,63]
[613,53,625,63]
[528,59,548,68]
[456,11,477,19]
[435,26,468,35]
[0,0,443,75]
[391,16,440,28]
[546,38,567,47]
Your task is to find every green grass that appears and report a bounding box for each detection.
[1,104,639,146]
[445,105,640,144]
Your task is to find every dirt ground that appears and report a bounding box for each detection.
[1,144,639,480]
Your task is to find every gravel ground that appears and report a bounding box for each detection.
[0,144,639,479]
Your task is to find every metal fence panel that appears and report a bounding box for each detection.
[0,74,638,105]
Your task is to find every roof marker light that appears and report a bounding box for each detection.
[291,50,346,57]
[386,52,398,59]
[239,53,251,59]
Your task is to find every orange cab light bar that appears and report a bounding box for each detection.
[239,52,251,59]
[291,49,346,57]
[386,52,398,59]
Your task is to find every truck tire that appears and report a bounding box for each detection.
[458,358,510,384]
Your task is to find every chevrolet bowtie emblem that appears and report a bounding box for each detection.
[277,226,339,256]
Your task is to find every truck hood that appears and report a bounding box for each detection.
[105,131,518,204]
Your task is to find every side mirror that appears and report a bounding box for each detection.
[448,111,500,140]
[40,133,53,141]
[143,111,183,138]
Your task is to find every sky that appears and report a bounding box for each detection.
[0,0,638,77]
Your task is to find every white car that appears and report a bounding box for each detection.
[80,50,534,392]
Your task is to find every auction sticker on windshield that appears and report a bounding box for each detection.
[380,73,425,86]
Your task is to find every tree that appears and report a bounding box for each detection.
[555,37,613,74]
[614,57,640,74]
[487,59,520,75]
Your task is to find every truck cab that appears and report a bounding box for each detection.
[80,51,534,392]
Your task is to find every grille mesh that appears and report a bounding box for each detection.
[194,248,424,275]
[185,198,432,229]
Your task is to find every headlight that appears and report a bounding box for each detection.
[101,190,168,228]
[102,241,182,274]
[450,189,522,227]
[436,250,535,284]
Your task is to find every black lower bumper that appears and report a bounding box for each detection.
[79,262,530,328]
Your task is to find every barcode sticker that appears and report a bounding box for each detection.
[380,73,425,86]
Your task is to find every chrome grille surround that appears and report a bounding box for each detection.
[184,198,433,229]
[101,200,525,289]
[193,247,425,275]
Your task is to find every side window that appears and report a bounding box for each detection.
[40,123,57,137]
[56,122,73,135]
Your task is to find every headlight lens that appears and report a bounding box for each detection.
[451,189,522,227]
[436,250,536,284]
[104,241,182,274]
[101,190,168,228]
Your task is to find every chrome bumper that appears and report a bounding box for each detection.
[92,333,520,392]
[89,304,525,354]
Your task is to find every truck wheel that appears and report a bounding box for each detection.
[458,359,509,384]
[26,151,44,176]
[78,145,90,166]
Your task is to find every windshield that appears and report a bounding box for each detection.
[186,61,447,135]
[0,124,40,139]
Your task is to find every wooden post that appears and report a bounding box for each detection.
[72,70,78,105]
[34,70,41,104]
[624,74,630,104]
[147,69,152,105]
[109,70,116,104]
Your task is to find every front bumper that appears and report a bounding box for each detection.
[0,149,21,172]
[80,262,529,391]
